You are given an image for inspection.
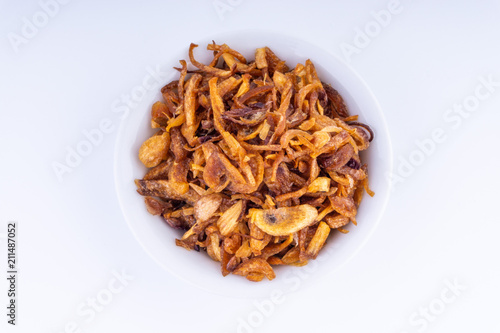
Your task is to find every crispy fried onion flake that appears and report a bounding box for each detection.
[136,42,374,282]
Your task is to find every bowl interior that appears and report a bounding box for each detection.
[114,30,393,298]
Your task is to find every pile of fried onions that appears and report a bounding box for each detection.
[135,42,374,282]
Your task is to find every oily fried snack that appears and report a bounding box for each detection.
[135,42,375,282]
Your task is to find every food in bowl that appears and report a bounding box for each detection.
[134,42,374,282]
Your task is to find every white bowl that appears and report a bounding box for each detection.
[114,30,393,298]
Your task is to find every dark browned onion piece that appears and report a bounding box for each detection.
[348,121,374,142]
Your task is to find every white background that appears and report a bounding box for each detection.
[1,0,500,332]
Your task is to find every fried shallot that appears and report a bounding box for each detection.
[135,42,374,281]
